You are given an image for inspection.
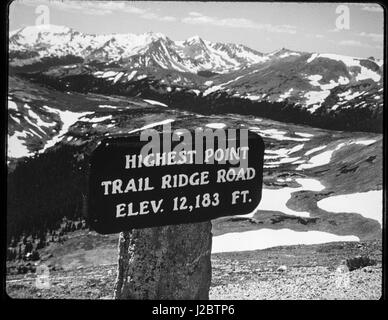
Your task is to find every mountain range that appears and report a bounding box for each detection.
[9,24,269,73]
[9,24,383,134]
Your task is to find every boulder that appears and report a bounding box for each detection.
[276,265,287,272]
[346,256,376,271]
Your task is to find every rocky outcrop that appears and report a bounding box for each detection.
[345,256,377,271]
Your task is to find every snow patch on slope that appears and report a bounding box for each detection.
[8,131,33,158]
[40,106,93,153]
[317,190,382,225]
[143,99,168,107]
[212,228,359,253]
[239,178,325,219]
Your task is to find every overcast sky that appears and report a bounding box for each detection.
[9,1,384,59]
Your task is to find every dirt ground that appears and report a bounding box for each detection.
[6,240,382,300]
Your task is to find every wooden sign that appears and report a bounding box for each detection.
[88,129,264,234]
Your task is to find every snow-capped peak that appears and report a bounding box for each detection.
[10,24,272,73]
[13,24,355,74]
[143,31,167,41]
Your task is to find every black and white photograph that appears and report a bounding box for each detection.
[5,1,385,302]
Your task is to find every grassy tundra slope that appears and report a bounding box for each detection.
[7,78,382,299]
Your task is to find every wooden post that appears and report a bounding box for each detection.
[114,221,212,299]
